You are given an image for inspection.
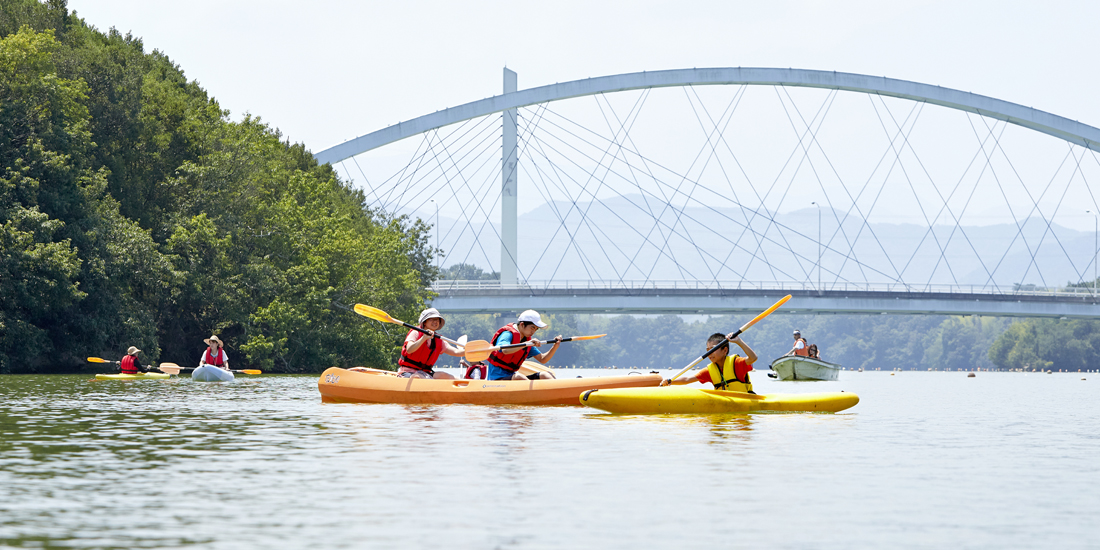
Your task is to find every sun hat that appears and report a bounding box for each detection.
[126,346,141,356]
[418,308,445,328]
[204,335,224,348]
[517,309,547,328]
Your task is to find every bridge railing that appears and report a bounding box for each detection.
[430,280,1100,297]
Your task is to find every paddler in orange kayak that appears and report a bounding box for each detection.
[485,310,561,381]
[396,308,464,379]
[660,332,758,393]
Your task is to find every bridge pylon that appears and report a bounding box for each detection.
[501,68,518,284]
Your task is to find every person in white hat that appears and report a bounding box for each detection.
[786,330,809,357]
[484,309,561,381]
[199,335,230,370]
[120,346,149,374]
[395,308,464,379]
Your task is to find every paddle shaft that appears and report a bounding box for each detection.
[668,295,791,383]
[396,320,464,348]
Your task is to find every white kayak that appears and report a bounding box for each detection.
[192,365,235,382]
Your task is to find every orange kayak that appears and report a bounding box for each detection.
[317,366,662,406]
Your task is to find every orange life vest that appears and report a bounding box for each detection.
[398,329,443,373]
[794,338,810,357]
[486,324,529,373]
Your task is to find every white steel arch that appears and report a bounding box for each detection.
[314,67,1100,165]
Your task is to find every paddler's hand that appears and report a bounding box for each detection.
[551,335,562,346]
[660,378,673,387]
[531,338,544,347]
[727,333,742,343]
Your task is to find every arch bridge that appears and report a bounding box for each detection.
[317,68,1100,318]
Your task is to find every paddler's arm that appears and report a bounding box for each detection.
[660,371,702,386]
[729,335,757,364]
[532,335,562,364]
[404,330,432,353]
[441,339,464,357]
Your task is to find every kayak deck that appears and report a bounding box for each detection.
[579,386,859,414]
[192,365,235,382]
[95,372,171,380]
[318,367,662,406]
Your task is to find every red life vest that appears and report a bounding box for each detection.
[121,355,139,374]
[486,324,529,373]
[204,348,225,366]
[398,329,443,373]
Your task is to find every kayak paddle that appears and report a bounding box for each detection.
[353,304,468,348]
[667,294,791,384]
[463,334,606,363]
[86,357,120,364]
[157,363,262,375]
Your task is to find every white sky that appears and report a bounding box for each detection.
[67,0,1100,155]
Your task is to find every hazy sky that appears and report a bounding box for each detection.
[67,0,1100,155]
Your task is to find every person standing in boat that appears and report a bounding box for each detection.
[486,310,561,381]
[396,308,464,379]
[120,346,150,374]
[199,335,230,371]
[786,330,810,357]
[661,332,758,393]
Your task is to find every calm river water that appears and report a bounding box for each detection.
[1,369,1098,549]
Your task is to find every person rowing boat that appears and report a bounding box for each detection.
[486,310,560,381]
[395,308,465,379]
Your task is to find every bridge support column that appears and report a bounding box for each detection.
[501,68,518,285]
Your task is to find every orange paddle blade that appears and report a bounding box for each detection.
[86,357,110,363]
[238,369,262,375]
[464,340,493,362]
[353,304,398,324]
[739,295,791,332]
[569,334,606,341]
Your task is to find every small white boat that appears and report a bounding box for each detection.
[192,365,235,382]
[770,356,841,381]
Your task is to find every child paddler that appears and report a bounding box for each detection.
[486,310,560,381]
[120,346,149,374]
[396,308,464,379]
[661,332,758,393]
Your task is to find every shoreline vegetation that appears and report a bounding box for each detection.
[3,2,1099,374]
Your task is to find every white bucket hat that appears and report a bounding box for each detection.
[126,346,141,356]
[517,309,547,328]
[418,308,445,327]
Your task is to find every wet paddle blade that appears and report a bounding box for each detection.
[353,304,397,324]
[464,340,493,362]
[238,369,262,375]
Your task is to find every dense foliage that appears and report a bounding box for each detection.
[988,318,1100,372]
[0,1,435,373]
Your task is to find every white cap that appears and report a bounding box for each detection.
[418,308,445,327]
[517,309,547,328]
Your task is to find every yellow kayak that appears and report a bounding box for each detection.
[579,386,859,414]
[95,372,171,380]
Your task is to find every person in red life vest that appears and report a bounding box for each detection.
[396,308,465,379]
[199,335,230,371]
[120,346,149,374]
[786,330,810,357]
[486,310,561,381]
[660,332,758,393]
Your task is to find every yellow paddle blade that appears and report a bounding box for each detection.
[158,365,182,375]
[569,334,606,341]
[87,357,110,363]
[238,369,262,375]
[160,362,180,369]
[353,304,398,324]
[464,340,493,362]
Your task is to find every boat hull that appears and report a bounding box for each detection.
[579,386,859,414]
[192,365,235,382]
[317,367,662,406]
[770,356,841,381]
[95,372,171,380]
